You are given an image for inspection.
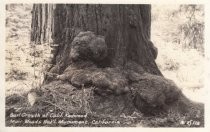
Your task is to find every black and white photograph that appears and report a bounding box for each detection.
[2,2,208,129]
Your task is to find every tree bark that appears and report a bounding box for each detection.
[31,4,54,44]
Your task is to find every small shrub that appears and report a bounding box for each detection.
[171,5,204,53]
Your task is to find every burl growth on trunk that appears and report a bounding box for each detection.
[33,31,203,119]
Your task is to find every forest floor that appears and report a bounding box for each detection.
[5,4,206,127]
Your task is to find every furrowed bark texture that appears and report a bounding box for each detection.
[31,4,54,44]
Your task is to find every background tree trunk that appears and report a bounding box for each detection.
[31,4,162,76]
[31,4,54,44]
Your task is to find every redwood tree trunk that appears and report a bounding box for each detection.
[31,4,162,76]
[28,4,203,123]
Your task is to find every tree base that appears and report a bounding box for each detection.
[41,31,204,119]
